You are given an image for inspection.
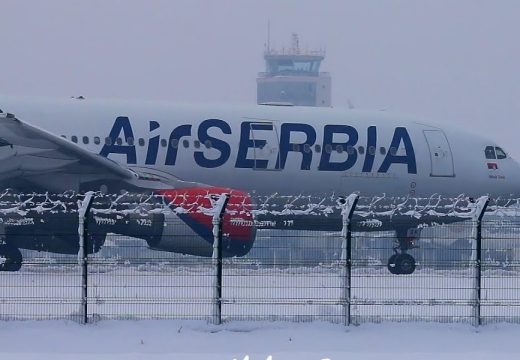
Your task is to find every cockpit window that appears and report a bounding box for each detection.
[495,147,507,159]
[485,146,496,159]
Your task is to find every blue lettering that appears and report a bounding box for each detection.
[101,118,417,174]
[165,124,192,166]
[100,116,136,164]
[235,122,270,169]
[195,119,232,168]
[378,127,417,174]
[362,126,377,172]
[319,125,358,171]
[145,121,160,165]
[277,123,316,170]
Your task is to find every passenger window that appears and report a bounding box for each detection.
[82,136,89,144]
[204,140,212,149]
[161,139,167,147]
[358,146,365,155]
[314,144,321,153]
[94,136,100,145]
[325,144,332,154]
[138,138,145,146]
[368,146,376,155]
[336,145,343,153]
[116,137,122,146]
[495,147,507,159]
[293,144,300,152]
[347,145,355,155]
[389,147,397,156]
[485,146,496,159]
[194,140,201,149]
[71,136,78,143]
[170,139,179,149]
[182,139,190,148]
[380,147,386,155]
[127,137,134,146]
[303,144,311,153]
[105,137,112,146]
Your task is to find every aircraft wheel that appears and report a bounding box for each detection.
[387,254,400,275]
[395,253,416,275]
[0,245,22,272]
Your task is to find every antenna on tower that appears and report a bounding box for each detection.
[267,19,271,53]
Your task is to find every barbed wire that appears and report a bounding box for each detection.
[0,190,517,220]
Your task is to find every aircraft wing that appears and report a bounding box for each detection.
[0,111,138,190]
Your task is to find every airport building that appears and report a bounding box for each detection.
[257,34,331,107]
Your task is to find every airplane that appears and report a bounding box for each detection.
[0,95,518,274]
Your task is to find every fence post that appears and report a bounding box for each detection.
[472,196,489,327]
[338,193,359,326]
[211,193,230,325]
[77,191,94,325]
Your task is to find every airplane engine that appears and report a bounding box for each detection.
[88,187,256,257]
[148,187,256,257]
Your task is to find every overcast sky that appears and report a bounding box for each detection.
[1,0,520,157]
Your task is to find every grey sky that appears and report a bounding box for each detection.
[1,0,520,157]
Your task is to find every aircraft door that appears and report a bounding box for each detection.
[250,122,281,170]
[423,130,455,177]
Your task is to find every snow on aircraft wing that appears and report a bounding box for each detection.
[0,111,135,186]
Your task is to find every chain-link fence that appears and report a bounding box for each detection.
[0,191,519,325]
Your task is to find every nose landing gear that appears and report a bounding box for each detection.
[387,228,419,275]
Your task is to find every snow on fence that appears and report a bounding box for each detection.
[0,191,519,325]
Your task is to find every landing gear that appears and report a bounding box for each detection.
[387,228,419,275]
[387,253,416,275]
[0,244,22,272]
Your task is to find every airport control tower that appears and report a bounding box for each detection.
[257,34,331,107]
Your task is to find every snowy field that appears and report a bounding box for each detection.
[1,320,520,359]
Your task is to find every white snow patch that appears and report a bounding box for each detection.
[0,321,519,359]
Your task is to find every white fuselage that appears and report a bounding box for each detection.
[1,96,519,198]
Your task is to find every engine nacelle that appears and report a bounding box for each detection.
[149,187,256,257]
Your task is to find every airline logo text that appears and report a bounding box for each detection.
[100,117,417,173]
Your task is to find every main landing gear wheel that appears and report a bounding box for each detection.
[0,245,22,272]
[396,253,415,275]
[387,227,420,275]
[387,253,416,275]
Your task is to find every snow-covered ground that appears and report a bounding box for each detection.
[0,320,520,359]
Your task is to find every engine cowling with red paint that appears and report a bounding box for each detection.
[143,187,256,257]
